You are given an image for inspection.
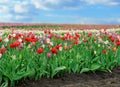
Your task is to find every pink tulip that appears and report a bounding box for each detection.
[47,53,51,58]
[4,38,9,43]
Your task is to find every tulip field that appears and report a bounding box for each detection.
[0,24,120,87]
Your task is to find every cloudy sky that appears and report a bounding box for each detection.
[0,0,120,24]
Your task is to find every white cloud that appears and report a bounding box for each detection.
[63,6,83,10]
[108,2,120,6]
[0,0,11,3]
[32,1,49,10]
[31,0,55,10]
[44,0,60,4]
[31,0,79,10]
[14,2,29,13]
[82,0,107,4]
[0,5,9,13]
[82,0,120,6]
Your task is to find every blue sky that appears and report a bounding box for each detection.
[0,0,120,24]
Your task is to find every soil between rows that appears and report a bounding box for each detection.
[16,66,120,87]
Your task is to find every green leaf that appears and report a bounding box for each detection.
[1,77,8,87]
[55,66,66,73]
[71,62,79,73]
[13,69,35,81]
[51,66,66,78]
[0,72,2,84]
[80,68,90,73]
[90,63,101,71]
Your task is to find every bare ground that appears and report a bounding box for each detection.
[16,66,120,87]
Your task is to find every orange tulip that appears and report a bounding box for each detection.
[113,47,117,52]
[64,46,67,50]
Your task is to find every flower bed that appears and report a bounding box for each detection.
[0,29,120,86]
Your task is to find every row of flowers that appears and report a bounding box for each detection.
[0,23,120,31]
[0,28,120,87]
[0,29,120,57]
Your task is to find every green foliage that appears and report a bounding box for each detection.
[0,30,120,86]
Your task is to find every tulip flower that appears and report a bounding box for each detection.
[116,41,120,46]
[47,53,51,58]
[69,45,72,49]
[49,42,53,46]
[18,45,23,51]
[55,45,60,49]
[46,38,50,43]
[12,33,16,37]
[37,48,44,54]
[0,53,2,58]
[44,30,47,34]
[18,38,23,43]
[4,38,9,43]
[59,46,63,51]
[87,32,92,37]
[74,41,79,45]
[84,40,88,43]
[111,37,115,42]
[0,45,6,55]
[113,47,117,52]
[0,38,2,42]
[94,50,97,55]
[102,50,107,54]
[10,41,20,48]
[51,48,58,54]
[64,46,68,50]
[107,46,111,50]
[0,32,2,36]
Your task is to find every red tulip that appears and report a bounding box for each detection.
[0,48,6,55]
[44,30,47,34]
[8,34,12,38]
[30,34,35,39]
[25,38,31,42]
[108,35,112,39]
[108,36,115,42]
[10,41,20,48]
[75,33,80,38]
[48,34,53,39]
[87,32,92,37]
[37,48,44,54]
[74,36,79,40]
[84,40,88,43]
[31,38,38,43]
[116,41,120,46]
[55,45,60,49]
[25,38,38,43]
[48,30,51,34]
[102,50,107,54]
[74,41,79,45]
[51,48,58,54]
[111,37,115,42]
[14,35,19,39]
[0,38,2,42]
